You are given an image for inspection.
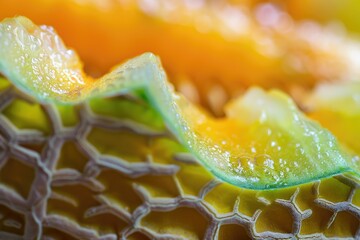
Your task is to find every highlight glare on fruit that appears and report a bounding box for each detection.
[1,16,359,190]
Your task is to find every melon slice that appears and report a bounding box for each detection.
[0,16,358,189]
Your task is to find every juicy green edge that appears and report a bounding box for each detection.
[1,53,359,190]
[0,18,358,190]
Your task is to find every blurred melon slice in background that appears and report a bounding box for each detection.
[1,0,360,115]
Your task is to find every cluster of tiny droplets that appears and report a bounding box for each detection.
[0,17,85,102]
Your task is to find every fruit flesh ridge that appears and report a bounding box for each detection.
[0,16,359,190]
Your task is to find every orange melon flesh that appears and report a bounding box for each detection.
[307,82,360,157]
[0,16,358,190]
[1,0,360,113]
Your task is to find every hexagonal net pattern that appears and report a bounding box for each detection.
[0,77,359,240]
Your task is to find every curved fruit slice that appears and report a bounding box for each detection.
[1,0,360,114]
[307,82,360,157]
[0,16,358,189]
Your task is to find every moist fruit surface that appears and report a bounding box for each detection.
[0,1,359,239]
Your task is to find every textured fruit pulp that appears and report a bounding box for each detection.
[0,0,358,114]
[0,76,359,239]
